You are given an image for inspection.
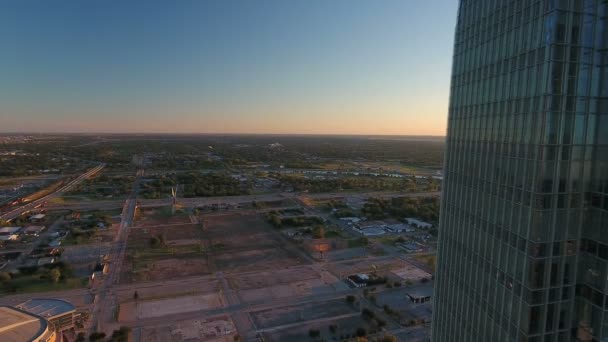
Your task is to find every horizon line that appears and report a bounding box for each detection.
[0,131,447,138]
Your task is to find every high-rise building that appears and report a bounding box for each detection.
[433,1,607,341]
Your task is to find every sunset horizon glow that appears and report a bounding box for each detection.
[1,1,457,135]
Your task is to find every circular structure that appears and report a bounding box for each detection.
[0,306,55,342]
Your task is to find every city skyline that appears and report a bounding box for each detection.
[0,0,457,135]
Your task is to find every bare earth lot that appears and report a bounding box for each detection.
[48,204,434,341]
[120,293,224,321]
[121,214,208,283]
[205,213,308,273]
[139,315,236,342]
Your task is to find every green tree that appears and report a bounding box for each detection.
[380,335,398,342]
[308,329,320,338]
[88,332,106,342]
[0,272,11,283]
[49,268,61,283]
[312,225,325,239]
[110,326,131,342]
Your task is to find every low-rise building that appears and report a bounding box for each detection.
[30,214,46,222]
[355,222,386,236]
[339,217,362,224]
[404,218,433,229]
[0,227,21,241]
[385,223,414,233]
[347,274,370,288]
[406,287,433,304]
[36,258,55,266]
[24,226,46,236]
[399,242,424,253]
[361,227,385,236]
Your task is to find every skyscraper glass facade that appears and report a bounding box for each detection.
[433,0,607,341]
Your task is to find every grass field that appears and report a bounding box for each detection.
[347,238,369,248]
[1,276,87,294]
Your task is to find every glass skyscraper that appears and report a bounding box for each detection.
[433,0,607,341]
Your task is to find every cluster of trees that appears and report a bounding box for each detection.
[66,226,97,245]
[266,211,324,228]
[141,172,249,199]
[275,175,418,193]
[383,304,401,321]
[307,226,325,239]
[281,136,444,168]
[362,197,440,222]
[149,233,167,248]
[116,135,444,170]
[332,208,357,218]
[0,262,75,293]
[361,308,386,328]
[140,175,175,199]
[64,212,113,245]
[148,156,222,170]
[79,326,131,342]
[322,200,348,211]
[0,154,67,177]
[70,175,134,198]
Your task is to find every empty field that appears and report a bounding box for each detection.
[137,293,224,319]
[325,257,411,278]
[227,266,319,290]
[122,211,309,283]
[135,207,193,226]
[139,315,236,342]
[204,213,308,273]
[121,215,208,283]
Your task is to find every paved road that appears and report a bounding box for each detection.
[89,168,142,334]
[0,164,106,222]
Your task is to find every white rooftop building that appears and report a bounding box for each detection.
[404,218,433,229]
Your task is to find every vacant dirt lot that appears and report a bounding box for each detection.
[121,211,309,283]
[390,263,432,282]
[135,208,193,226]
[140,315,236,342]
[121,212,208,283]
[325,257,412,279]
[204,213,308,273]
[119,293,223,321]
[227,266,319,290]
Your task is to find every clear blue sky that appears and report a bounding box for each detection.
[0,0,458,135]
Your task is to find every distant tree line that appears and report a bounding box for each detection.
[274,175,418,193]
[362,196,440,222]
[141,172,250,198]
